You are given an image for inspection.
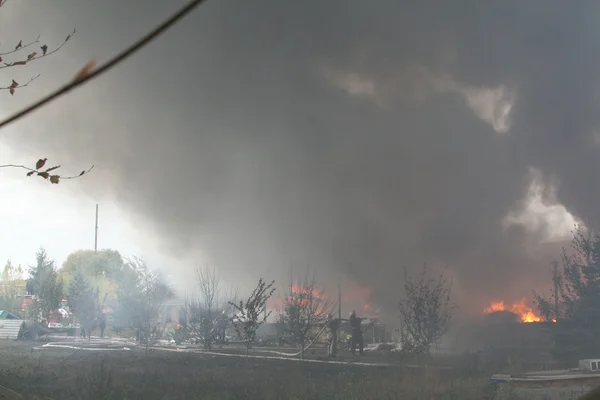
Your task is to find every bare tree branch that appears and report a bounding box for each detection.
[230,278,275,356]
[0,159,94,184]
[196,264,220,313]
[181,265,238,349]
[0,0,210,131]
[0,35,40,57]
[277,268,333,358]
[0,74,40,94]
[0,29,76,70]
[398,264,454,355]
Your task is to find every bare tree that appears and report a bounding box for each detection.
[398,265,454,355]
[0,2,94,183]
[230,278,275,356]
[183,265,237,350]
[197,265,220,312]
[215,285,239,346]
[0,0,75,96]
[277,270,333,359]
[535,226,600,364]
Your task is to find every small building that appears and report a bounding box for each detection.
[0,310,23,340]
[491,360,600,399]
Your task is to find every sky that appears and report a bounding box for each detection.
[0,140,183,282]
[1,0,598,319]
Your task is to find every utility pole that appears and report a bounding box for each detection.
[337,280,342,320]
[94,204,99,253]
[337,279,342,349]
[553,260,559,321]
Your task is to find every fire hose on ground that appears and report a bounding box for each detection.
[252,318,375,358]
[251,323,329,357]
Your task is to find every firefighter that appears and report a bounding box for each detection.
[349,310,364,356]
[326,314,341,357]
[217,310,228,346]
[98,312,106,338]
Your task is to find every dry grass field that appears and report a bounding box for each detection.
[0,339,502,400]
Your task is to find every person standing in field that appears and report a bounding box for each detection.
[349,310,364,356]
[98,312,106,338]
[326,314,341,357]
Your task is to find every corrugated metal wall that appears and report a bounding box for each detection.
[0,320,23,339]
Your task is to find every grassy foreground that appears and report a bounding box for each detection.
[0,341,517,400]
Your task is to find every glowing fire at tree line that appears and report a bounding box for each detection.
[276,284,549,324]
[483,299,548,323]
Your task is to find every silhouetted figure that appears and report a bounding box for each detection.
[349,310,364,356]
[326,314,341,357]
[25,279,34,296]
[98,313,106,338]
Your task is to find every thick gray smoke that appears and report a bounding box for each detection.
[3,0,600,315]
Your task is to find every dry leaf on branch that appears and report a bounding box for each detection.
[9,80,18,96]
[35,158,47,170]
[74,60,96,81]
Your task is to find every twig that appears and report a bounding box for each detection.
[0,29,76,70]
[0,74,40,92]
[0,163,94,180]
[0,0,210,131]
[0,35,40,56]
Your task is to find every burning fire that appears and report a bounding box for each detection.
[343,284,374,316]
[289,285,322,299]
[483,299,542,323]
[268,284,326,311]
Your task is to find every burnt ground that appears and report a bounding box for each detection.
[0,339,495,400]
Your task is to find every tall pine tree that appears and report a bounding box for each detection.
[67,273,99,337]
[27,248,63,325]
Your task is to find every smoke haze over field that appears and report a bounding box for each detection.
[2,0,599,315]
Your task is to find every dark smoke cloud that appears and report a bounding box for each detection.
[3,0,599,316]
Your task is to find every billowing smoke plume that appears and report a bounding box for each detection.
[3,0,600,316]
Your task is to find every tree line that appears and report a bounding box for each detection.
[0,246,456,356]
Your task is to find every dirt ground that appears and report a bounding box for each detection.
[0,339,499,399]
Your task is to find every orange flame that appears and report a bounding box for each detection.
[289,285,322,300]
[483,299,542,323]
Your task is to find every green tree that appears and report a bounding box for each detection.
[67,272,99,339]
[0,260,25,313]
[535,226,600,365]
[61,249,124,280]
[60,249,123,306]
[112,257,173,345]
[28,248,63,325]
